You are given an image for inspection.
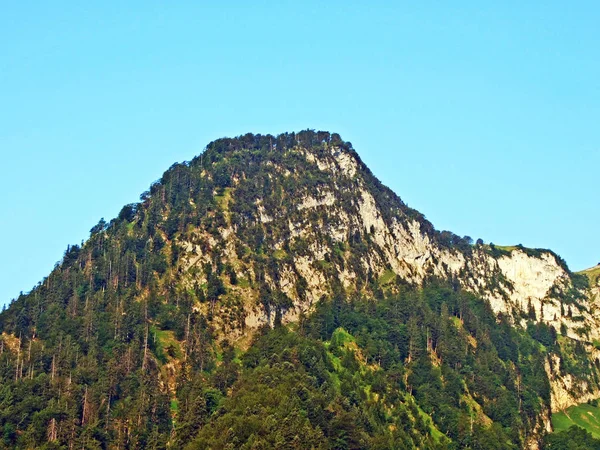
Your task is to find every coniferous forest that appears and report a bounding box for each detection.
[0,131,598,449]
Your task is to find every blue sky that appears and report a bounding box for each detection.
[1,2,599,305]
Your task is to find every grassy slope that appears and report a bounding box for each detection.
[578,265,600,285]
[495,245,518,252]
[552,403,600,438]
[325,328,446,444]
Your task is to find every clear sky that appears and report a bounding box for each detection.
[1,2,599,306]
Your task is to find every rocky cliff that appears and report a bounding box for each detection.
[1,131,597,448]
[174,140,594,329]
[163,134,600,415]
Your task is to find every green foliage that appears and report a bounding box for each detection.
[544,425,600,449]
[579,267,600,293]
[187,327,445,449]
[305,285,550,447]
[180,282,552,448]
[0,131,584,448]
[552,402,600,438]
[486,243,512,258]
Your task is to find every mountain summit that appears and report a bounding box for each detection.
[1,130,599,449]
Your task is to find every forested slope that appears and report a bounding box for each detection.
[0,131,598,449]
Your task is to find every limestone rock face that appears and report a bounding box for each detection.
[476,250,600,343]
[546,352,600,412]
[177,142,600,414]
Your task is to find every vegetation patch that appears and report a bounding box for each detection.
[214,187,233,211]
[236,276,251,288]
[495,245,518,253]
[378,269,396,286]
[272,249,287,260]
[579,265,600,286]
[151,326,183,362]
[552,402,600,438]
[414,401,446,443]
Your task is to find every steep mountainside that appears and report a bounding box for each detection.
[0,130,598,449]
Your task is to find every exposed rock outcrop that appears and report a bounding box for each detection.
[173,141,599,422]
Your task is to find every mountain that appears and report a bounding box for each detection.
[1,130,599,449]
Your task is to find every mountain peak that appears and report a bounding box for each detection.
[2,131,600,448]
